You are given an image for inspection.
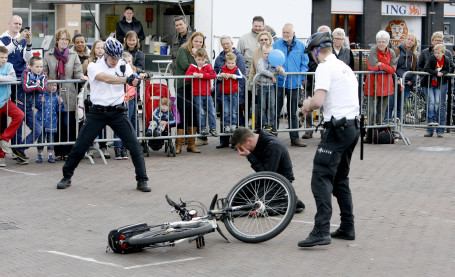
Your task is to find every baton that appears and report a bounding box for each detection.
[360,114,365,160]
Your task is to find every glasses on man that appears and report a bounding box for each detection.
[333,37,344,41]
[377,40,388,44]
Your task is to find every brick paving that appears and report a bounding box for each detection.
[1,128,454,276]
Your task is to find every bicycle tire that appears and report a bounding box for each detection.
[128,221,213,245]
[223,171,296,243]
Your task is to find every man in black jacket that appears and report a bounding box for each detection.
[230,127,305,213]
[115,7,145,44]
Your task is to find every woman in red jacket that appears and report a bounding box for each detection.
[364,30,397,140]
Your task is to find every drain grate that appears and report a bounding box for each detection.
[0,222,21,230]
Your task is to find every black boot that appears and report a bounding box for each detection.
[137,180,151,192]
[295,199,305,213]
[298,232,331,247]
[57,178,71,189]
[330,228,355,240]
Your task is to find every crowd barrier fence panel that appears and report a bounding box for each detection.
[399,71,455,144]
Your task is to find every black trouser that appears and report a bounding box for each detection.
[310,123,359,237]
[62,107,148,182]
[176,84,197,130]
[55,111,77,157]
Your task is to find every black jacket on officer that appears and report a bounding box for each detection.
[247,130,295,182]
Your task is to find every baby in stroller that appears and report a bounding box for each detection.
[145,97,176,151]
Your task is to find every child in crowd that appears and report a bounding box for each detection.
[13,56,47,164]
[218,52,243,133]
[124,30,145,70]
[423,44,450,138]
[185,48,217,136]
[0,46,25,167]
[256,44,285,132]
[35,80,65,163]
[145,97,176,137]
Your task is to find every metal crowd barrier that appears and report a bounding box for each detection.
[251,72,320,134]
[356,71,406,143]
[251,71,404,143]
[3,79,85,148]
[5,69,451,164]
[399,71,455,144]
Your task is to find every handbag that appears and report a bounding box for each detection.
[372,127,394,144]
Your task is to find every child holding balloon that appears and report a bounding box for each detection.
[256,44,285,131]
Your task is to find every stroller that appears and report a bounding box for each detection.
[143,80,179,157]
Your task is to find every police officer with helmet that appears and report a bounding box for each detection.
[56,37,151,192]
[298,32,359,247]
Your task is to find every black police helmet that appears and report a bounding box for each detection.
[304,32,333,54]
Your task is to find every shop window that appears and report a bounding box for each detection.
[32,1,54,10]
[81,4,96,42]
[31,12,55,47]
[81,13,96,42]
[13,0,30,9]
[332,14,360,49]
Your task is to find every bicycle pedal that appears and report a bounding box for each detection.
[195,236,205,249]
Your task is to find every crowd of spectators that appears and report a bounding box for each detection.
[0,11,453,168]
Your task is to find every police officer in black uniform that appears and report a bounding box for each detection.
[56,38,151,192]
[298,32,360,247]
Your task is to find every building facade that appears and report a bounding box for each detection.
[0,0,453,51]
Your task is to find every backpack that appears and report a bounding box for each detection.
[107,223,150,254]
[372,128,394,144]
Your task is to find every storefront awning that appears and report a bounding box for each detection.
[36,0,193,4]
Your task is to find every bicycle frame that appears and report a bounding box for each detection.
[166,194,263,244]
[110,172,297,253]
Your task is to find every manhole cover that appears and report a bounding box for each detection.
[0,223,21,230]
[416,146,455,152]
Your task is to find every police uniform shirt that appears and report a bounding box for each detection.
[314,54,359,121]
[87,58,132,106]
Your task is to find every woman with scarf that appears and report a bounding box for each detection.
[363,30,397,143]
[43,28,85,160]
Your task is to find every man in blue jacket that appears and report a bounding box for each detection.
[273,23,309,147]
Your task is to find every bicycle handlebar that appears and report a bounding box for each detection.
[165,195,181,210]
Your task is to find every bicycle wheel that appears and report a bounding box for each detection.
[128,221,213,245]
[223,171,296,243]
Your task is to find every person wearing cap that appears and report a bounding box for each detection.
[56,38,151,193]
[298,32,360,247]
